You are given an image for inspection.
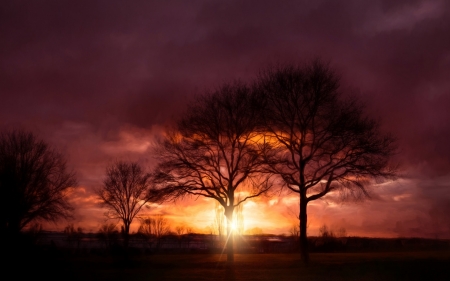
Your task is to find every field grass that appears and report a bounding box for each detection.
[9,251,450,281]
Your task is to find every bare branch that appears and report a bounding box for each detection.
[255,58,398,263]
[96,160,152,248]
[151,81,271,262]
[0,129,77,239]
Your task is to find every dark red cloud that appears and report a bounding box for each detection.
[1,0,449,237]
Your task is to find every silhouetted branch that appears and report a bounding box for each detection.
[255,58,398,263]
[151,81,273,262]
[0,129,77,243]
[96,161,152,248]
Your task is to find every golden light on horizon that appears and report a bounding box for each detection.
[55,180,412,239]
[230,220,238,232]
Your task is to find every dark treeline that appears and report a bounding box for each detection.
[16,229,450,256]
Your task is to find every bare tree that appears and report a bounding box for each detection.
[152,82,272,262]
[96,161,152,249]
[151,214,171,238]
[97,223,119,249]
[175,225,187,236]
[175,224,191,235]
[319,224,335,239]
[64,223,84,252]
[137,215,170,248]
[137,215,171,238]
[290,223,300,239]
[137,218,153,238]
[256,59,398,263]
[0,129,77,244]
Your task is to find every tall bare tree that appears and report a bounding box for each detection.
[0,129,77,245]
[137,215,170,248]
[96,161,152,249]
[97,223,119,249]
[256,59,398,263]
[152,82,272,262]
[149,214,171,238]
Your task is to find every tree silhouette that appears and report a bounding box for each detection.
[64,223,84,252]
[97,223,119,250]
[152,82,272,263]
[0,129,77,246]
[96,161,152,249]
[137,215,170,249]
[175,224,190,236]
[256,59,398,263]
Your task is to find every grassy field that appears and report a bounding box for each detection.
[9,250,450,281]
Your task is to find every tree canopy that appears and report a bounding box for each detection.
[96,160,152,248]
[255,59,398,262]
[0,129,77,242]
[152,82,273,262]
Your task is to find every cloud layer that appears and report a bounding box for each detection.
[1,0,449,237]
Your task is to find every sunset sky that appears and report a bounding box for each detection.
[1,0,449,238]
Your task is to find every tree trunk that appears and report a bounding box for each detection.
[123,223,130,249]
[299,194,309,264]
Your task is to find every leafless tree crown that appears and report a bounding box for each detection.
[255,59,398,263]
[152,82,273,212]
[151,81,274,262]
[256,59,398,200]
[96,160,152,247]
[0,129,77,236]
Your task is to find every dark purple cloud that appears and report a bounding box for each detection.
[1,0,449,236]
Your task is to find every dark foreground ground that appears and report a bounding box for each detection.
[5,250,450,281]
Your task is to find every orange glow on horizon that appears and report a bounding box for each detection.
[38,180,418,239]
